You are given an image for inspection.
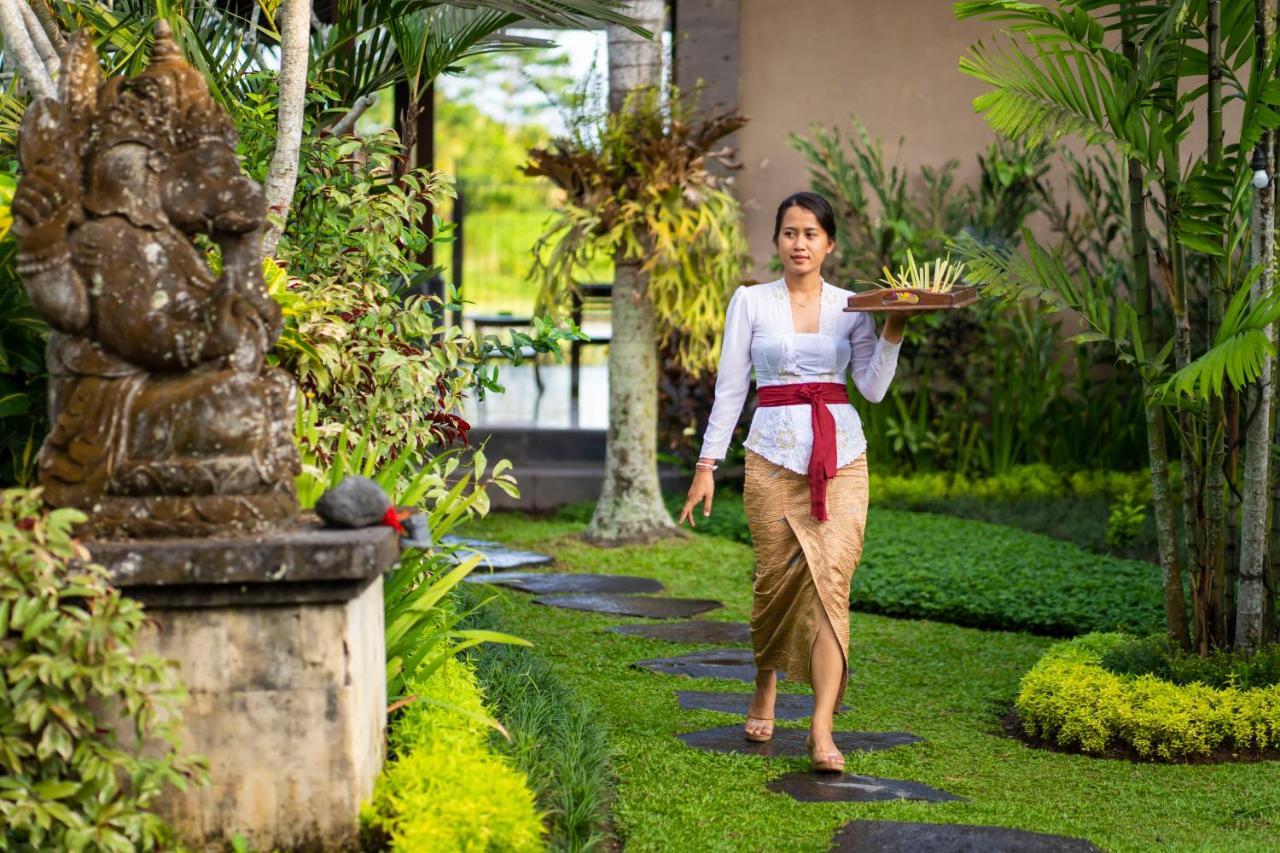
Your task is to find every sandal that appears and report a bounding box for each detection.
[806,734,845,774]
[743,715,774,743]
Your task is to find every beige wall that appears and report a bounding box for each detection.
[736,0,1008,279]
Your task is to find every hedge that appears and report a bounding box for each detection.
[362,656,545,852]
[1016,633,1280,760]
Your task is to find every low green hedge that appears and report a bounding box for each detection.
[1016,633,1280,760]
[854,509,1165,636]
[871,463,1153,506]
[362,656,545,852]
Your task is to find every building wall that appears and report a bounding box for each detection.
[733,0,1007,279]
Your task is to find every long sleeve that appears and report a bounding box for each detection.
[848,313,902,403]
[698,285,753,460]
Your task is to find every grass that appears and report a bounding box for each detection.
[457,510,1280,853]
[441,207,613,319]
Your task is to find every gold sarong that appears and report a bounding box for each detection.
[742,448,869,707]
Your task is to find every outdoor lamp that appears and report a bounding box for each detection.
[1252,145,1270,189]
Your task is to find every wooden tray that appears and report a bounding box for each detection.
[844,285,980,313]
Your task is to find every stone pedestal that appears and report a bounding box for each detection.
[91,524,399,852]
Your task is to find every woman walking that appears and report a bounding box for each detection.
[678,191,918,773]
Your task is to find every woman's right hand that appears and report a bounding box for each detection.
[678,468,716,527]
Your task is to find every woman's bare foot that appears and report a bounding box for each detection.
[745,669,777,740]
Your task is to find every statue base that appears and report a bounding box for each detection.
[90,521,399,852]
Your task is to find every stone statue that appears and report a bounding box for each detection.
[12,24,299,537]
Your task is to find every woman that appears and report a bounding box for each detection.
[678,191,919,773]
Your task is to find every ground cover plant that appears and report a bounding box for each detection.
[456,511,1280,852]
[646,483,1165,636]
[361,656,544,851]
[463,603,614,852]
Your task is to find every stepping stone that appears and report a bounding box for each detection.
[679,726,921,757]
[467,571,664,595]
[610,620,750,644]
[632,648,777,682]
[831,820,1102,852]
[534,594,722,619]
[768,772,962,803]
[677,691,848,719]
[442,536,553,570]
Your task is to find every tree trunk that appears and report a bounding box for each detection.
[17,0,57,75]
[587,0,678,543]
[605,0,664,114]
[1204,0,1229,653]
[0,0,55,99]
[1239,0,1278,652]
[28,0,63,51]
[261,0,311,258]
[586,248,679,543]
[1126,11,1190,646]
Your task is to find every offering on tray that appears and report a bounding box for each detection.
[845,250,980,312]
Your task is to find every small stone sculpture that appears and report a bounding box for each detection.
[12,24,299,537]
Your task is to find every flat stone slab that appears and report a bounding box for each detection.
[466,571,663,595]
[610,620,750,644]
[679,726,921,757]
[89,523,399,588]
[632,648,777,682]
[831,821,1102,852]
[768,772,962,804]
[677,691,847,719]
[442,536,553,570]
[534,594,722,619]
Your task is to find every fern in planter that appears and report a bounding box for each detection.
[0,488,204,851]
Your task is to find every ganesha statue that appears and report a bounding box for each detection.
[13,23,299,537]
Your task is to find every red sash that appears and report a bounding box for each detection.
[755,382,849,521]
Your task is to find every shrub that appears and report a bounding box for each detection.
[362,656,545,852]
[1016,633,1280,760]
[465,598,613,851]
[0,489,204,851]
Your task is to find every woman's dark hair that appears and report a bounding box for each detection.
[772,191,837,242]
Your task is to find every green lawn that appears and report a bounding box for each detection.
[458,511,1280,853]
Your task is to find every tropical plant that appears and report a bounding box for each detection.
[0,488,204,851]
[526,82,750,541]
[0,171,44,487]
[954,0,1280,653]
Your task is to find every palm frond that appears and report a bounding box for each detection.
[1159,268,1280,400]
[961,37,1155,163]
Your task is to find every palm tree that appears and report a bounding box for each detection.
[956,0,1280,653]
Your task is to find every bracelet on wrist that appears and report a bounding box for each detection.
[695,462,718,472]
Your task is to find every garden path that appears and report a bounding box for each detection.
[456,533,1108,852]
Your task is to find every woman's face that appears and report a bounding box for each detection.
[775,205,834,277]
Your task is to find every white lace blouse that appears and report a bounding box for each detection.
[698,279,903,474]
